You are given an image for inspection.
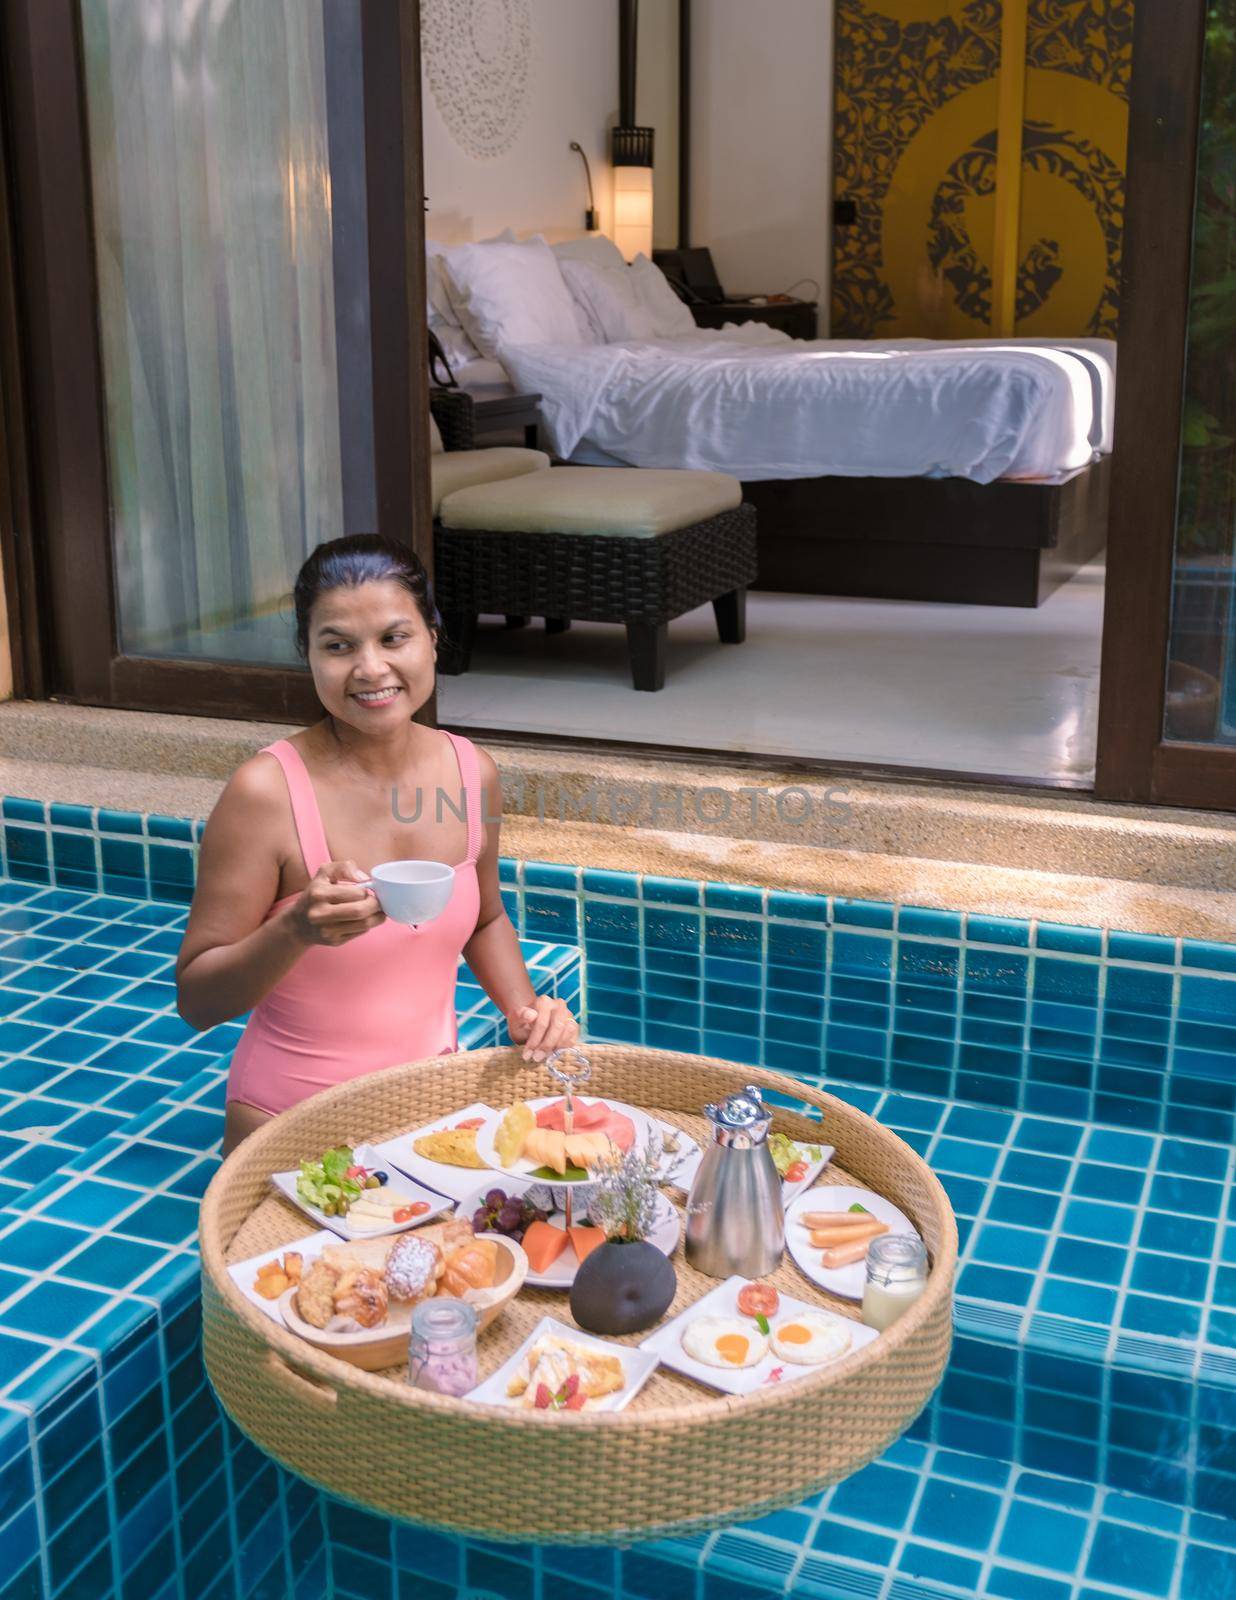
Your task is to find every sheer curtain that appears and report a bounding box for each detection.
[80,0,346,661]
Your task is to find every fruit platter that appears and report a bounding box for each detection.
[201,1043,956,1545]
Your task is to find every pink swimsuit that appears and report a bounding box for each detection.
[226,731,483,1116]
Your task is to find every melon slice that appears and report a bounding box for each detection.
[522,1220,570,1274]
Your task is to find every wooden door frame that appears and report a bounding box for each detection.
[1094,0,1234,806]
[0,0,434,726]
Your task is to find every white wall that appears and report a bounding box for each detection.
[690,0,833,331]
[422,0,617,245]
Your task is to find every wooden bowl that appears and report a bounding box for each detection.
[276,1232,528,1371]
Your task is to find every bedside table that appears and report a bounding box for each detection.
[461,383,542,449]
[689,298,818,341]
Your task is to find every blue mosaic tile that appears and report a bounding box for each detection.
[0,810,1230,1599]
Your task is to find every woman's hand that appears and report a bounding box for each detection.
[286,861,386,948]
[507,996,579,1062]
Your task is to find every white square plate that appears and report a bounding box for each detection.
[373,1102,498,1202]
[639,1274,876,1395]
[272,1143,454,1240]
[468,1315,659,1413]
[227,1230,336,1323]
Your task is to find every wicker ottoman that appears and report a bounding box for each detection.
[434,466,758,690]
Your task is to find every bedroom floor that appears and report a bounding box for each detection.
[437,558,1106,785]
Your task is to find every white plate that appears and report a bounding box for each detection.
[779,1140,834,1206]
[373,1102,498,1203]
[474,1096,660,1184]
[467,1314,659,1413]
[456,1179,680,1289]
[784,1185,920,1301]
[657,1127,833,1208]
[227,1230,336,1322]
[272,1143,454,1240]
[640,1275,877,1395]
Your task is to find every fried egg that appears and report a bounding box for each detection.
[769,1311,852,1366]
[681,1315,768,1369]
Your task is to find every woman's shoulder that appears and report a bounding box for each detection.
[211,747,294,825]
[455,735,500,789]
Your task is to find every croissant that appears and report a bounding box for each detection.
[441,1239,499,1298]
[333,1267,389,1329]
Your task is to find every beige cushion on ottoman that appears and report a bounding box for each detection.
[439,465,742,536]
[430,447,550,517]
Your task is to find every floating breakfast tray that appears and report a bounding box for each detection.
[200,1045,956,1545]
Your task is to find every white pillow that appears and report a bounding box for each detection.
[441,237,583,355]
[425,229,516,367]
[630,254,697,338]
[558,258,656,343]
[551,233,629,273]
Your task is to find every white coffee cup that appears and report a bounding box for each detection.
[363,860,456,926]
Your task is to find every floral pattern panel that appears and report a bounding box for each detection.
[832,0,1132,339]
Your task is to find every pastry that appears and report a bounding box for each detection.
[384,1234,444,1303]
[296,1259,340,1329]
[440,1238,499,1298]
[506,1335,625,1404]
[333,1267,389,1329]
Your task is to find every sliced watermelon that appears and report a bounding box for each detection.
[535,1098,636,1152]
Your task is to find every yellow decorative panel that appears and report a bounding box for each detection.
[832,0,1132,338]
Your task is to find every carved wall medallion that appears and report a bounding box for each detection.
[421,0,533,160]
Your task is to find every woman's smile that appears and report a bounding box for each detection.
[351,685,403,708]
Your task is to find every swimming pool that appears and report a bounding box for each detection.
[0,797,1232,1599]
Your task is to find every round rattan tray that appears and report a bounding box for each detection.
[200,1045,956,1544]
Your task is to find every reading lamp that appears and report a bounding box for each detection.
[569,142,600,232]
[611,125,654,262]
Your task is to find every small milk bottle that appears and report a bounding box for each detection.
[861,1235,928,1331]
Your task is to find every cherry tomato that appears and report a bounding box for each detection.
[784,1160,809,1184]
[455,1117,485,1130]
[394,1207,412,1224]
[737,1281,780,1318]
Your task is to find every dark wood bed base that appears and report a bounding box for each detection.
[742,455,1110,608]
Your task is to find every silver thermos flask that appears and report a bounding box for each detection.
[684,1086,786,1279]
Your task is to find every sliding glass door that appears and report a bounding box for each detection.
[1097,0,1236,805]
[0,0,431,719]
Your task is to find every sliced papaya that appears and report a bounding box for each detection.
[521,1220,570,1274]
[567,1224,606,1264]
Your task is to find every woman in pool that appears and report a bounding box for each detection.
[177,534,578,1154]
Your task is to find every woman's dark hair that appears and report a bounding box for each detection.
[293,534,440,658]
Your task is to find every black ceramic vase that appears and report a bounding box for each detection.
[569,1239,677,1336]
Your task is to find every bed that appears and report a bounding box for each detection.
[429,236,1113,607]
[494,328,1113,608]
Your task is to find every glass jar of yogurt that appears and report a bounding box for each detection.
[408,1297,478,1396]
[861,1235,928,1331]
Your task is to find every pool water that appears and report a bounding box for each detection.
[0,799,1233,1599]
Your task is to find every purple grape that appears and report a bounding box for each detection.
[472,1207,491,1232]
[484,1188,506,1208]
[499,1205,523,1231]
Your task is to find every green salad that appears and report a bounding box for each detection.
[296,1145,363,1217]
[767,1131,824,1180]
